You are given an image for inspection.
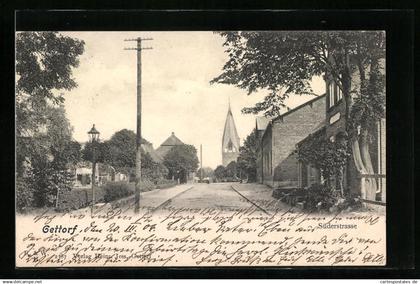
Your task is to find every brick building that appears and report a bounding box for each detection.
[297,74,386,205]
[257,95,326,188]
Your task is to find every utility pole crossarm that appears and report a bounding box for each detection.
[124,47,153,50]
[124,37,153,41]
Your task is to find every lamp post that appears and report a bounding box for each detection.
[88,124,100,216]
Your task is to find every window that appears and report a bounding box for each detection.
[226,140,236,152]
[336,84,343,101]
[328,81,343,108]
[328,83,335,107]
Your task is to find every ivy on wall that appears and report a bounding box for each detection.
[296,129,351,183]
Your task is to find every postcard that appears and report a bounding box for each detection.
[15,31,386,267]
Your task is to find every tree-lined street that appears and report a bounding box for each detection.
[15,31,386,215]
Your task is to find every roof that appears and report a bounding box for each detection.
[159,132,184,146]
[256,116,271,131]
[260,94,326,141]
[141,143,163,163]
[156,132,185,158]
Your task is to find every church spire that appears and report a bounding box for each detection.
[222,99,240,166]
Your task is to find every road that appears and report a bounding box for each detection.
[107,182,289,214]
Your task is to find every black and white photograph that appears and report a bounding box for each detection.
[15,30,388,267]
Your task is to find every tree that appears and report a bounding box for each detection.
[104,129,137,168]
[237,129,259,182]
[16,32,85,138]
[15,32,85,208]
[101,129,152,169]
[21,106,82,208]
[226,161,238,178]
[214,165,227,181]
[95,129,166,182]
[163,145,199,182]
[213,31,385,194]
[82,140,109,164]
[141,152,169,183]
[45,106,82,166]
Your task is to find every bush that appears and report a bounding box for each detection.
[16,179,34,213]
[103,182,134,203]
[283,184,362,213]
[139,179,155,192]
[302,184,337,211]
[56,186,106,211]
[57,189,89,211]
[84,186,106,203]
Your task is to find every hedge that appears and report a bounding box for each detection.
[57,186,105,211]
[56,179,177,211]
[103,182,134,203]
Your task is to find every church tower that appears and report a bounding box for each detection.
[222,100,240,166]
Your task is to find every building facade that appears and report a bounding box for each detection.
[255,116,270,183]
[297,75,386,205]
[71,161,117,188]
[257,95,326,188]
[222,103,241,166]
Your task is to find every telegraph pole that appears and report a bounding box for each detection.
[200,144,203,181]
[124,37,153,213]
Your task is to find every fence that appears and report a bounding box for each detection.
[360,173,386,207]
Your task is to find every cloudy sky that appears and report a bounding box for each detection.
[62,32,325,168]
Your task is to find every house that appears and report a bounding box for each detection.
[142,141,163,163]
[256,94,326,188]
[255,116,271,183]
[295,124,325,188]
[71,161,116,188]
[297,73,386,207]
[156,132,185,159]
[156,132,195,183]
[255,116,270,139]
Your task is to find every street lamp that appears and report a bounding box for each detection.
[88,124,100,216]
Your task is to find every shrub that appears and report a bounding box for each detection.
[284,184,363,213]
[139,179,155,192]
[57,189,89,211]
[84,186,106,203]
[103,182,134,203]
[56,186,106,211]
[302,184,338,212]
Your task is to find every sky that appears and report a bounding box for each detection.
[62,32,325,168]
